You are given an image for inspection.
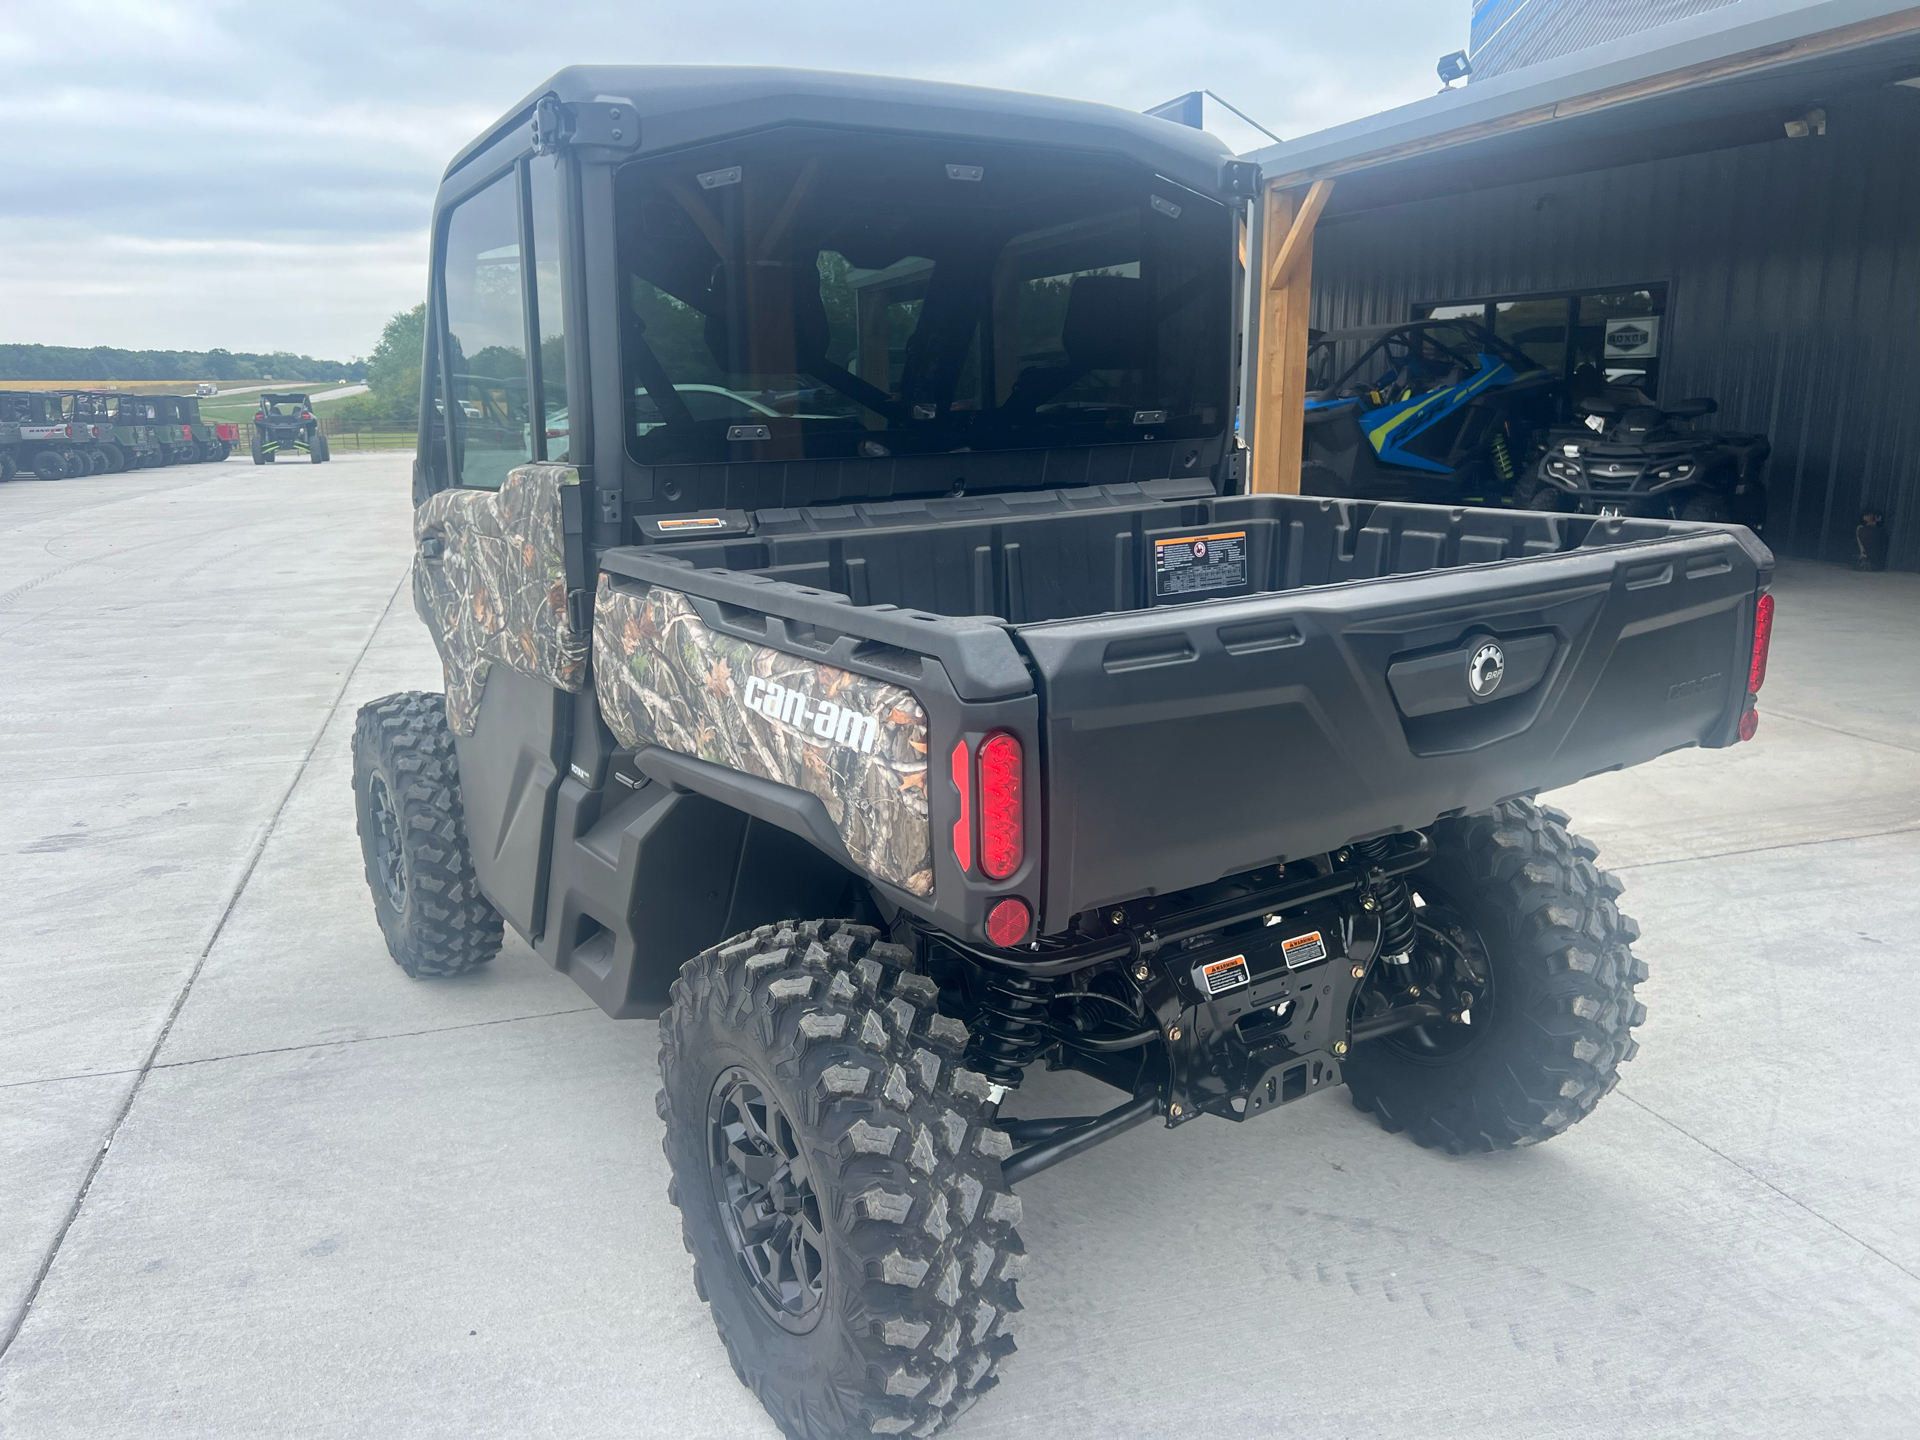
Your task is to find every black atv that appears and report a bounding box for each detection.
[1530,394,1769,528]
[1300,320,1562,505]
[252,392,330,464]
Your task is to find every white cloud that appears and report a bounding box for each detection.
[2,0,1465,360]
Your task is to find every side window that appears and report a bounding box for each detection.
[442,171,529,489]
[527,156,569,462]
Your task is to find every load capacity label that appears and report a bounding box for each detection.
[1154,531,1248,597]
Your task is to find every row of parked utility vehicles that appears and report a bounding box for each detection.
[0,389,238,480]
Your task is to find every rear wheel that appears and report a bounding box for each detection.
[0,453,15,483]
[214,441,232,462]
[1345,798,1645,1153]
[102,443,126,473]
[1524,480,1570,512]
[350,691,503,978]
[252,434,269,465]
[659,922,1025,1439]
[60,451,87,478]
[312,433,330,463]
[32,450,66,480]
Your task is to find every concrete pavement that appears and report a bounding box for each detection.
[1,452,1914,1437]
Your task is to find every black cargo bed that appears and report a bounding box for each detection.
[604,485,1771,932]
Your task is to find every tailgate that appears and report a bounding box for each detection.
[1017,528,1767,921]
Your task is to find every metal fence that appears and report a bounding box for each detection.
[227,417,417,451]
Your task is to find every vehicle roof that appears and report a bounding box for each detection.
[445,65,1237,197]
[261,392,310,401]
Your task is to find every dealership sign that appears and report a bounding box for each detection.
[1605,318,1659,359]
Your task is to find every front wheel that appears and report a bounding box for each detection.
[350,691,503,978]
[659,922,1025,1438]
[1345,798,1645,1153]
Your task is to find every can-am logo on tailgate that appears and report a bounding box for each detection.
[1468,641,1506,698]
[742,674,879,753]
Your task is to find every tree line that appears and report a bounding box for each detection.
[0,344,365,383]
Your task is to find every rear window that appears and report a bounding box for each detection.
[614,127,1230,466]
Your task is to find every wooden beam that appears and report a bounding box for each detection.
[1265,178,1332,292]
[1249,180,1331,496]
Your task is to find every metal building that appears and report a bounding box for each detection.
[1239,0,1920,571]
[1470,0,1745,81]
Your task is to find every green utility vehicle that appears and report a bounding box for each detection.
[0,391,90,478]
[251,392,329,463]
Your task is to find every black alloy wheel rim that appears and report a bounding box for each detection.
[366,772,409,914]
[707,1066,827,1333]
[1379,888,1497,1063]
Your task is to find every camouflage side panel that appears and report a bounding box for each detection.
[413,462,589,735]
[594,580,934,897]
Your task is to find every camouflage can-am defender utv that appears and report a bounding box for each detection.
[252,392,329,463]
[347,66,1773,1440]
[0,391,92,479]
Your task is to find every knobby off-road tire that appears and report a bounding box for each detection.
[350,691,503,978]
[659,921,1025,1439]
[1345,798,1646,1153]
[313,433,331,463]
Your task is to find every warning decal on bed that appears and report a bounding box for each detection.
[1281,931,1328,969]
[1154,531,1248,597]
[1194,954,1252,996]
[656,516,729,532]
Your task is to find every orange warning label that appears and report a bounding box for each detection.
[1281,931,1328,969]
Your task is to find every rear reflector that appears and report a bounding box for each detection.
[978,732,1023,880]
[1748,592,1774,695]
[949,741,972,874]
[1738,708,1759,742]
[986,897,1030,947]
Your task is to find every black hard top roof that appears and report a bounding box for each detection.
[445,65,1238,197]
[261,392,310,402]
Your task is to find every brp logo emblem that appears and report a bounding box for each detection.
[1468,642,1506,698]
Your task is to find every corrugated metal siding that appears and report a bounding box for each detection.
[1470,0,1745,82]
[1310,85,1920,571]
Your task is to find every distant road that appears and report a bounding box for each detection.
[213,381,363,399]
[309,384,370,403]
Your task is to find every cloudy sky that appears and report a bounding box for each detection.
[2,1,1466,362]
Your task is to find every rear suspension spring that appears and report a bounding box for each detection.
[1353,836,1417,965]
[968,972,1056,1087]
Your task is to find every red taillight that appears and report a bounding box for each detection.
[949,741,972,874]
[254,413,264,422]
[1748,593,1774,695]
[978,732,1023,880]
[986,897,1030,947]
[301,412,312,420]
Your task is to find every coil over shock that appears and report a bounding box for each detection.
[1352,836,1417,966]
[968,972,1056,1086]
[1491,429,1516,484]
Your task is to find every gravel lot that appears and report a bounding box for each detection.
[2,451,1915,1437]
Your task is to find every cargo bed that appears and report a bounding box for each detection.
[601,480,1770,939]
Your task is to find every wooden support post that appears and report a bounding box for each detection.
[1249,178,1331,495]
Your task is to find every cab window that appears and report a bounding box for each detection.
[441,171,529,489]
